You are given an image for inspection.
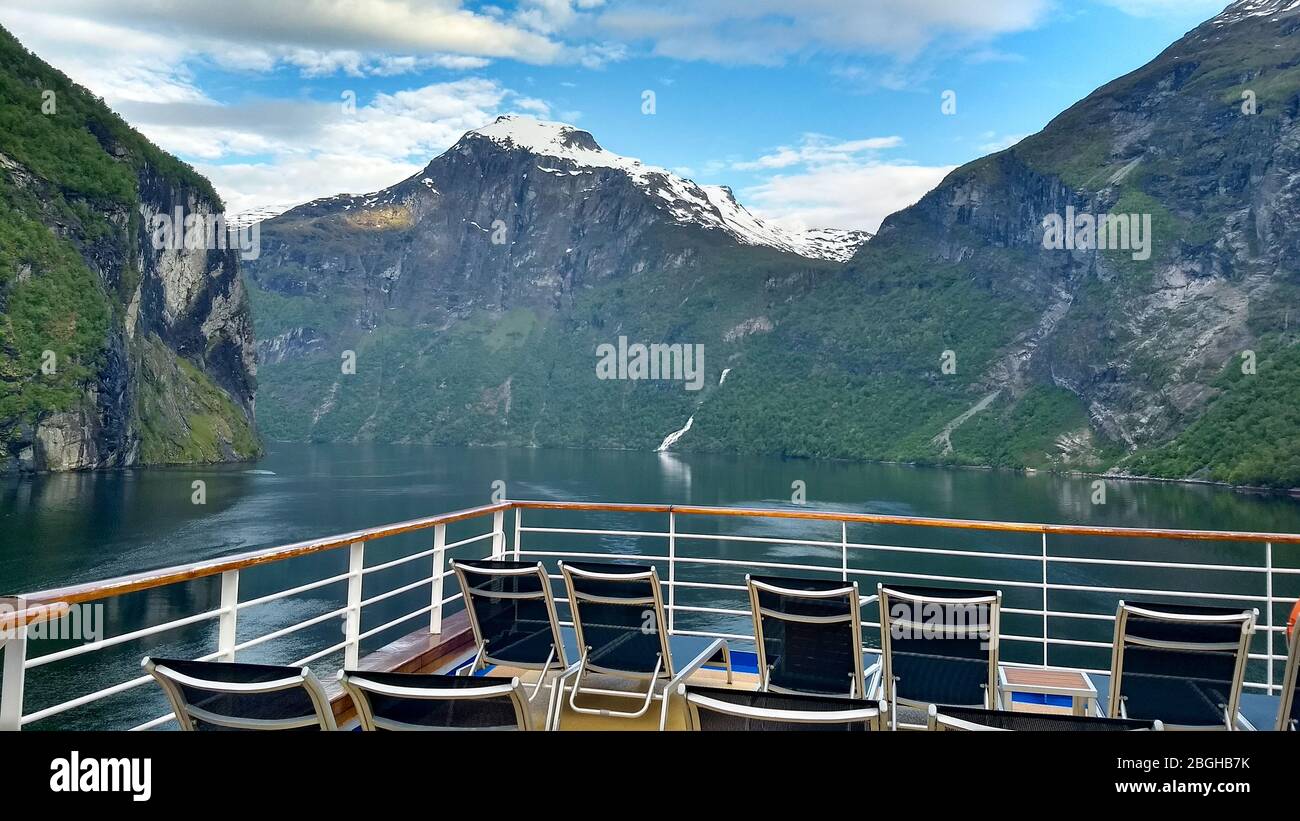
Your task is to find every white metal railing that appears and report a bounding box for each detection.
[509,503,1300,698]
[0,504,507,730]
[2,499,1297,729]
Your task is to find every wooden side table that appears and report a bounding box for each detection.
[998,665,1097,716]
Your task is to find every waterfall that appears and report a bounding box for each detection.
[655,415,694,452]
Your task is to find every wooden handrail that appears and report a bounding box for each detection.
[13,502,510,613]
[513,500,1300,544]
[8,497,1298,629]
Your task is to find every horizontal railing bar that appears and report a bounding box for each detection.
[672,580,746,592]
[845,541,1040,561]
[669,605,750,617]
[237,573,351,611]
[519,549,666,561]
[358,605,435,642]
[22,673,157,725]
[24,649,221,726]
[129,713,176,732]
[519,526,670,539]
[656,503,1300,544]
[1045,582,1266,602]
[667,628,754,642]
[676,532,844,549]
[25,608,223,669]
[1047,555,1267,573]
[362,532,498,576]
[294,639,349,667]
[358,575,435,608]
[17,502,511,608]
[231,606,348,653]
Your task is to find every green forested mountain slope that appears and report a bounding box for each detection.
[0,26,258,471]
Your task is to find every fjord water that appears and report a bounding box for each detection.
[3,443,1299,728]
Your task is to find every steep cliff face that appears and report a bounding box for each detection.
[830,0,1300,484]
[0,26,258,472]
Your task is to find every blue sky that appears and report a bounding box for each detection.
[0,0,1235,230]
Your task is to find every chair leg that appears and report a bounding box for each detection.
[525,649,556,703]
[567,654,664,720]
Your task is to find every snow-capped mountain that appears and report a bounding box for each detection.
[467,116,870,261]
[1210,0,1300,27]
[251,116,870,263]
[227,202,299,230]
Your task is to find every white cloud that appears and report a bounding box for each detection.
[733,133,904,170]
[8,0,566,62]
[978,132,1029,153]
[0,8,210,103]
[596,0,1050,64]
[727,129,949,232]
[113,78,552,213]
[742,162,954,233]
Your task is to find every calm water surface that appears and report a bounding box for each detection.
[3,443,1299,728]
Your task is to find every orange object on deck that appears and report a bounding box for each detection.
[1289,599,1300,641]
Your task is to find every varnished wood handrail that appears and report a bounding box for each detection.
[512,500,1300,544]
[12,502,510,615]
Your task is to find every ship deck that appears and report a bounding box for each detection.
[2,500,1297,731]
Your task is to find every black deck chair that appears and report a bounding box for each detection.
[747,574,878,697]
[877,583,1002,729]
[928,704,1162,732]
[1280,630,1299,731]
[557,560,732,730]
[452,559,570,729]
[680,684,886,731]
[142,657,336,731]
[1108,600,1256,730]
[339,671,532,731]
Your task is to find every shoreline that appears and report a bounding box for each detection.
[7,439,1297,500]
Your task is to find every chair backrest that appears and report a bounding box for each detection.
[877,584,1001,708]
[680,685,884,731]
[927,704,1161,732]
[560,561,673,677]
[339,671,532,731]
[142,657,336,731]
[747,574,865,696]
[452,559,567,669]
[1108,600,1255,729]
[1277,628,1299,732]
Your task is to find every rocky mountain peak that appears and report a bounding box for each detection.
[470,114,604,154]
[1212,0,1300,26]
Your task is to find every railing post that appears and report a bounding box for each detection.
[344,541,364,669]
[1266,541,1275,695]
[430,524,447,635]
[492,510,505,559]
[1041,533,1049,667]
[0,596,28,731]
[512,507,522,561]
[217,570,239,662]
[667,511,676,634]
[841,521,848,582]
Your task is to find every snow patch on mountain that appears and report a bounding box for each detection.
[468,116,871,262]
[227,202,298,229]
[1213,0,1300,26]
